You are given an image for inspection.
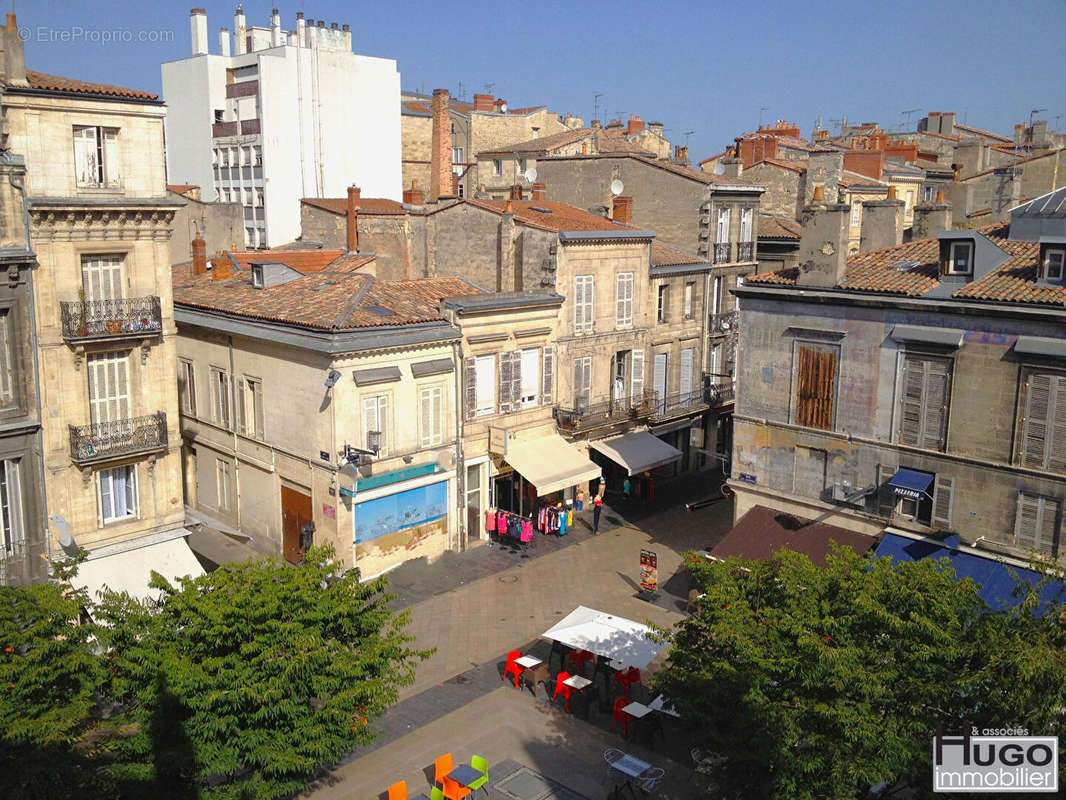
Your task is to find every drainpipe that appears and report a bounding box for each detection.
[227,334,240,530]
[451,338,465,551]
[7,157,50,572]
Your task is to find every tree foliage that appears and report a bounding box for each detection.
[652,547,1066,800]
[0,545,429,800]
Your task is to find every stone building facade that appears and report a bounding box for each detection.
[167,186,244,265]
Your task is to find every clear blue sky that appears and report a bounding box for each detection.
[15,0,1066,161]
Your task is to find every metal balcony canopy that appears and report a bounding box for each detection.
[888,468,934,500]
[589,431,682,476]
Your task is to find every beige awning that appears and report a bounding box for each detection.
[71,533,206,602]
[589,431,682,476]
[505,433,602,496]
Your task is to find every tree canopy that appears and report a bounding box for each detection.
[0,546,429,800]
[652,546,1066,800]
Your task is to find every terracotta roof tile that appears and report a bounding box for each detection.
[227,249,349,274]
[21,70,158,100]
[757,214,801,239]
[748,157,806,174]
[300,196,406,215]
[167,184,198,196]
[651,242,705,266]
[465,199,636,234]
[596,136,655,155]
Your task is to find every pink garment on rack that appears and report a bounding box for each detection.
[485,510,496,532]
[496,511,507,534]
[520,519,533,542]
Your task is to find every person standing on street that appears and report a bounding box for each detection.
[593,493,603,534]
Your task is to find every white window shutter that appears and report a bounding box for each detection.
[463,357,476,420]
[631,349,644,401]
[932,474,953,528]
[541,345,554,405]
[420,389,431,447]
[498,351,513,413]
[680,348,694,399]
[102,128,119,186]
[510,350,522,410]
[1021,374,1051,468]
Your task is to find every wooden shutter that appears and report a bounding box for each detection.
[1050,377,1066,472]
[236,379,248,434]
[795,347,836,430]
[680,348,694,399]
[102,128,119,186]
[463,357,476,420]
[898,357,924,446]
[1021,374,1051,468]
[510,350,522,411]
[652,353,668,405]
[88,353,129,424]
[1015,493,1061,556]
[73,126,97,185]
[574,277,585,331]
[876,463,897,516]
[420,388,431,447]
[630,349,644,401]
[252,380,264,438]
[932,474,954,528]
[921,359,950,450]
[498,351,513,413]
[541,345,554,405]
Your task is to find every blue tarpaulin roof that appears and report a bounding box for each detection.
[888,468,934,499]
[874,533,1065,613]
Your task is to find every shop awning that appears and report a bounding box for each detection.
[542,605,666,670]
[504,433,601,496]
[888,468,933,500]
[70,534,206,602]
[588,431,683,476]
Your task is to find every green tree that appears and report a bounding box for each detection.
[653,547,1066,799]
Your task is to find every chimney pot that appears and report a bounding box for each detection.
[505,199,514,213]
[612,195,633,224]
[192,232,208,274]
[430,89,452,201]
[531,182,547,202]
[886,185,897,200]
[936,189,945,203]
[346,185,360,252]
[812,185,825,203]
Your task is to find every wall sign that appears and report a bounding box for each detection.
[320,450,331,462]
[738,473,757,484]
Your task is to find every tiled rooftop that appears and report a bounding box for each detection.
[225,249,352,274]
[757,213,802,239]
[19,70,158,100]
[167,184,199,196]
[464,199,637,234]
[301,196,406,216]
[480,128,592,155]
[651,242,705,266]
[748,157,806,174]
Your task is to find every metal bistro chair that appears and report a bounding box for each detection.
[639,766,665,794]
[602,748,625,786]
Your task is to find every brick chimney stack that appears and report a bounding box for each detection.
[403,181,424,206]
[531,183,546,202]
[796,188,850,288]
[473,93,494,112]
[612,195,633,224]
[627,115,645,136]
[346,185,360,252]
[211,251,233,281]
[912,190,952,240]
[430,89,451,202]
[860,192,905,252]
[192,232,208,274]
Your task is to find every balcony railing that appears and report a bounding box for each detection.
[713,242,733,264]
[212,121,239,137]
[709,310,737,335]
[649,391,710,421]
[240,118,261,135]
[555,391,654,433]
[60,297,162,342]
[737,241,755,262]
[226,80,258,99]
[69,412,168,465]
[706,381,735,407]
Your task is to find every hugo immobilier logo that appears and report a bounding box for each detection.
[933,731,1059,792]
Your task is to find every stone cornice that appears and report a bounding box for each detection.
[29,206,176,242]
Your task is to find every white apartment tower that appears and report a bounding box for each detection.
[162,6,402,248]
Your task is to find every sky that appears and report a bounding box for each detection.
[14,0,1066,162]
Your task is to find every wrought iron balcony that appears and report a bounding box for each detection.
[713,242,733,264]
[737,242,755,262]
[706,381,735,407]
[709,310,737,335]
[61,297,162,342]
[69,412,168,465]
[555,391,654,433]
[649,391,711,421]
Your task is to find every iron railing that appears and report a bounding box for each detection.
[706,381,735,406]
[69,412,167,465]
[226,80,258,99]
[737,242,755,262]
[709,310,737,335]
[713,242,733,264]
[212,121,239,137]
[555,391,654,432]
[60,297,162,341]
[649,391,710,421]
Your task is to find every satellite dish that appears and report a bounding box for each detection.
[523,167,538,183]
[610,178,624,196]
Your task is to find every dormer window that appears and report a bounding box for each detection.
[947,241,972,275]
[1044,248,1065,281]
[251,264,264,288]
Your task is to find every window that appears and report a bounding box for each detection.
[251,264,264,288]
[531,127,539,139]
[947,241,972,275]
[656,284,668,323]
[851,202,861,226]
[615,272,633,328]
[794,345,838,430]
[0,310,14,407]
[474,354,495,416]
[178,360,196,416]
[683,282,694,320]
[1017,372,1066,472]
[363,394,388,456]
[680,347,694,399]
[211,367,230,427]
[457,183,465,198]
[99,465,137,524]
[452,146,464,165]
[214,109,224,122]
[573,356,591,412]
[924,186,935,202]
[716,207,731,242]
[905,190,915,211]
[574,275,594,333]
[216,459,232,512]
[73,125,120,188]
[894,470,934,526]
[519,348,539,406]
[712,276,723,316]
[492,159,502,177]
[1015,492,1060,556]
[236,376,263,439]
[87,352,129,424]
[739,207,754,242]
[898,355,951,451]
[1044,248,1065,281]
[81,254,124,301]
[419,386,443,447]
[0,459,23,554]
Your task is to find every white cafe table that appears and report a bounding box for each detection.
[648,694,680,717]
[610,753,651,778]
[562,674,592,690]
[515,655,542,669]
[622,701,652,719]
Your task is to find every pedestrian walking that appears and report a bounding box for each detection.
[593,494,603,534]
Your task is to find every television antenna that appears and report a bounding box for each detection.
[759,107,769,127]
[899,108,921,131]
[684,130,695,148]
[593,92,603,125]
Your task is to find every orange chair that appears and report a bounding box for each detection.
[612,696,631,738]
[442,775,472,800]
[552,670,574,712]
[503,650,523,688]
[387,780,407,800]
[434,753,454,787]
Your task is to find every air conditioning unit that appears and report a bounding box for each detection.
[831,482,851,502]
[436,449,456,470]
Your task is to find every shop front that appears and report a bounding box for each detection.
[588,430,683,500]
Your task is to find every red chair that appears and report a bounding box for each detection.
[567,648,595,676]
[503,650,523,688]
[613,666,641,698]
[552,671,574,712]
[612,696,631,738]
[442,775,472,800]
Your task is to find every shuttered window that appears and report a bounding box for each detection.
[898,355,951,450]
[99,465,137,524]
[932,474,954,528]
[680,348,694,402]
[1014,492,1060,556]
[81,254,124,302]
[1018,372,1066,472]
[520,348,539,406]
[573,357,591,412]
[419,386,442,447]
[363,395,388,456]
[630,349,644,401]
[574,275,594,333]
[794,346,837,430]
[210,367,230,427]
[178,360,196,416]
[0,310,14,407]
[73,126,120,187]
[498,351,521,413]
[474,355,495,416]
[541,346,554,405]
[652,352,668,407]
[236,376,263,439]
[87,352,129,424]
[616,272,633,328]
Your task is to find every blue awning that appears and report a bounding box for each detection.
[888,468,934,500]
[874,533,1065,614]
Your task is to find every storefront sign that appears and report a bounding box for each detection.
[489,426,508,455]
[322,504,336,519]
[739,473,757,484]
[639,549,658,592]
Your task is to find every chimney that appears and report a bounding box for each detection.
[296,12,305,47]
[912,190,952,240]
[796,190,850,288]
[218,26,231,56]
[591,119,602,131]
[627,115,645,136]
[509,184,523,201]
[531,182,547,202]
[612,195,633,224]
[211,252,233,280]
[190,8,209,55]
[342,23,351,51]
[648,121,664,138]
[720,157,744,178]
[192,232,208,274]
[805,149,844,207]
[233,4,246,55]
[473,94,494,112]
[346,185,360,252]
[403,181,425,206]
[270,8,282,47]
[500,204,517,292]
[429,89,451,201]
[860,193,905,252]
[0,13,27,85]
